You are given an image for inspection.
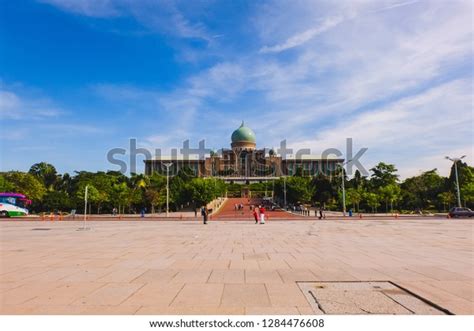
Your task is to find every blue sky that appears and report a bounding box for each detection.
[0,0,472,178]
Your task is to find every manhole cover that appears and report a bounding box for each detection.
[298,281,452,315]
[31,228,51,231]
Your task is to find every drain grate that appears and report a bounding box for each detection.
[298,281,452,315]
[31,228,51,231]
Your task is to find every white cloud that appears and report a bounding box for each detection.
[0,89,63,120]
[289,79,473,178]
[39,0,212,40]
[259,15,344,53]
[39,0,120,17]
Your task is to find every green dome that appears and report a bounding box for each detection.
[231,121,256,143]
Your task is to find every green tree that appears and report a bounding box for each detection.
[275,177,313,205]
[379,184,401,212]
[75,184,100,214]
[111,182,130,214]
[370,162,399,189]
[3,172,46,202]
[29,162,58,190]
[41,191,73,212]
[0,174,15,192]
[145,174,167,213]
[400,169,445,210]
[460,182,474,207]
[437,191,455,212]
[311,174,335,206]
[189,178,217,207]
[346,187,363,212]
[364,192,380,213]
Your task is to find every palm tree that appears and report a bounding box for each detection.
[29,162,58,190]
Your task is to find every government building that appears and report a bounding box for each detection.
[144,122,343,182]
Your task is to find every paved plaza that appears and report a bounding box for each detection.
[0,218,472,315]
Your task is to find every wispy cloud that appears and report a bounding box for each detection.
[259,0,422,54]
[39,0,212,41]
[290,79,473,177]
[259,15,344,54]
[0,89,63,120]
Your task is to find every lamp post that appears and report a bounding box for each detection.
[162,162,173,217]
[445,155,466,207]
[78,184,89,231]
[337,160,351,217]
[283,176,287,209]
[341,165,346,216]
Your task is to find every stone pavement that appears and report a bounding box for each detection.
[0,218,472,315]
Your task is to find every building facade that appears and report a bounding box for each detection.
[144,122,343,182]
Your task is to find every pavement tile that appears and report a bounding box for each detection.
[26,282,106,305]
[171,284,224,307]
[266,283,310,307]
[208,270,245,283]
[0,282,61,305]
[71,283,144,306]
[170,270,212,284]
[220,284,271,307]
[131,269,179,284]
[122,283,183,307]
[245,270,283,284]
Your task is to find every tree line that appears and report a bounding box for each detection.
[271,162,473,212]
[0,161,472,214]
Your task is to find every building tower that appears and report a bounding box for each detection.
[231,121,257,177]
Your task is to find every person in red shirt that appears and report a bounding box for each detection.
[253,207,259,224]
[259,205,266,224]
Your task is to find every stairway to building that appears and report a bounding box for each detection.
[212,197,301,220]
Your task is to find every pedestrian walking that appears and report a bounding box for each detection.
[253,207,259,224]
[259,205,266,224]
[201,206,208,224]
[319,206,323,220]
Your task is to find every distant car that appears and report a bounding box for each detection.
[448,207,474,218]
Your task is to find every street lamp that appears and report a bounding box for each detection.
[445,155,466,207]
[337,160,351,217]
[283,176,287,209]
[162,162,173,217]
[77,184,90,231]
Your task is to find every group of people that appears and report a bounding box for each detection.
[253,205,266,224]
[234,203,244,211]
